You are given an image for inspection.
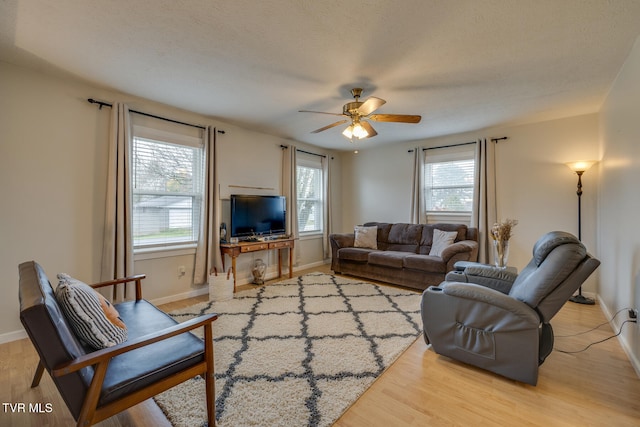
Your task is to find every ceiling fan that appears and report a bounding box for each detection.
[299,88,421,141]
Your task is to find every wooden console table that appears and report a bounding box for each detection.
[220,238,295,292]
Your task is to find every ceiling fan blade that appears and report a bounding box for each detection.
[299,110,345,117]
[357,97,386,116]
[311,119,349,133]
[360,121,378,138]
[368,114,422,123]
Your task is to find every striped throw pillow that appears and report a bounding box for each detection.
[55,273,127,350]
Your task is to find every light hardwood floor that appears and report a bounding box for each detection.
[3,265,639,426]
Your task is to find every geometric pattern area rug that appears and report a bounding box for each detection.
[154,272,423,427]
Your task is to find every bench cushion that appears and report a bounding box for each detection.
[99,300,205,406]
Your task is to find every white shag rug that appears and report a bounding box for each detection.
[154,272,423,427]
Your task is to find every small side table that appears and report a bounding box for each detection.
[220,238,295,292]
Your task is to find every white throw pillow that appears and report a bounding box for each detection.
[354,225,378,249]
[429,229,458,257]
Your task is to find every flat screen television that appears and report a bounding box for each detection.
[230,195,286,239]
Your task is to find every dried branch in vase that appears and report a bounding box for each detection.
[490,219,518,242]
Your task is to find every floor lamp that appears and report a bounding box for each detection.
[566,160,597,305]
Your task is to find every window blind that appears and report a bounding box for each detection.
[132,128,204,249]
[296,154,323,233]
[424,145,475,213]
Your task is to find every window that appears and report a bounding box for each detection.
[424,145,475,221]
[296,154,324,234]
[132,126,204,250]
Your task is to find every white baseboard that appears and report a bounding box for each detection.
[598,296,640,378]
[294,260,330,271]
[149,286,210,306]
[230,260,330,287]
[0,329,27,345]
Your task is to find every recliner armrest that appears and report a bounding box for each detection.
[446,264,517,294]
[466,265,518,282]
[425,282,540,330]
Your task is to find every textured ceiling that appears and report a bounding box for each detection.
[2,0,640,150]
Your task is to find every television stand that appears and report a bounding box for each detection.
[219,238,295,292]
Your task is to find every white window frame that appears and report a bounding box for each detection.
[423,144,476,225]
[296,154,324,236]
[131,125,204,253]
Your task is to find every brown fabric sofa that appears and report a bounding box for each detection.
[330,222,479,291]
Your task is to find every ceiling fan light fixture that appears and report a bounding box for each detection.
[352,122,369,139]
[301,87,421,142]
[342,124,354,139]
[342,121,368,140]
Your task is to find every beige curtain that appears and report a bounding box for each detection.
[471,138,497,264]
[101,103,134,293]
[410,147,425,224]
[322,155,332,259]
[282,145,299,239]
[193,126,222,285]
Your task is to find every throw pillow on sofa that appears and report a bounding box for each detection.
[429,229,458,257]
[354,225,378,249]
[55,273,128,350]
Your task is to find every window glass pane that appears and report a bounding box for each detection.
[424,158,475,213]
[297,164,323,233]
[132,136,204,248]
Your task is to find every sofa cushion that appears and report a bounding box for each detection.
[429,229,459,257]
[354,225,378,249]
[419,224,468,254]
[363,222,393,250]
[368,251,408,269]
[338,247,376,262]
[403,255,447,273]
[387,223,422,252]
[55,274,128,350]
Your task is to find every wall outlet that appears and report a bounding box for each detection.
[629,309,638,320]
[178,265,186,277]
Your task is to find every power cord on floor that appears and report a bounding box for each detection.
[555,318,636,354]
[554,307,631,338]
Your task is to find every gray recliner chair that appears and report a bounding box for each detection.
[421,231,600,385]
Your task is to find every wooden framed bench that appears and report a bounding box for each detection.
[19,261,217,426]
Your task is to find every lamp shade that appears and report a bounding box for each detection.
[566,160,597,173]
[342,124,354,139]
[342,121,369,140]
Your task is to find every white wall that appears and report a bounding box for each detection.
[1,62,109,340]
[0,61,338,340]
[598,35,640,374]
[340,145,416,227]
[338,114,600,287]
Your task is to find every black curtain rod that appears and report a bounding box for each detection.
[297,148,327,158]
[280,145,327,158]
[415,136,508,152]
[87,98,226,134]
[422,141,476,151]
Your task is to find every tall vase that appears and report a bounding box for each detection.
[493,240,510,269]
